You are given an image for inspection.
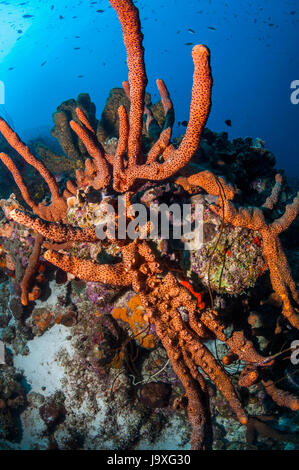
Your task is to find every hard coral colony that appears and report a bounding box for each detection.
[0,0,298,450]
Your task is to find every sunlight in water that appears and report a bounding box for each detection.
[0,4,33,62]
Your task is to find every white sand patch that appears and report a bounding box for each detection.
[19,406,48,450]
[34,280,68,310]
[14,324,73,396]
[136,415,190,451]
[4,307,190,450]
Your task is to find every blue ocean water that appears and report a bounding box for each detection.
[0,0,298,176]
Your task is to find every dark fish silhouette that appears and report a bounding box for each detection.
[41,61,47,66]
[208,26,216,30]
[96,9,104,13]
[184,42,194,46]
[224,119,232,127]
[23,14,34,18]
[188,28,195,34]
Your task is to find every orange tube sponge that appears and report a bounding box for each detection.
[187,170,237,200]
[70,109,111,189]
[262,380,299,411]
[0,119,67,222]
[43,250,132,286]
[9,209,98,243]
[209,182,299,329]
[110,0,147,166]
[119,45,212,189]
[21,234,43,306]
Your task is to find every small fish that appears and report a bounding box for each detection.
[59,15,64,19]
[208,26,216,30]
[224,119,232,127]
[23,14,34,18]
[41,61,47,66]
[290,11,296,15]
[179,280,205,309]
[51,5,54,10]
[184,42,194,46]
[96,9,104,13]
[77,75,84,78]
[74,47,80,50]
[17,29,22,33]
[187,28,195,34]
[181,120,188,127]
[8,67,14,71]
[253,236,261,247]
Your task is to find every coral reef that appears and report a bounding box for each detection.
[112,293,157,350]
[36,94,99,174]
[0,0,298,451]
[0,360,27,442]
[187,193,267,294]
